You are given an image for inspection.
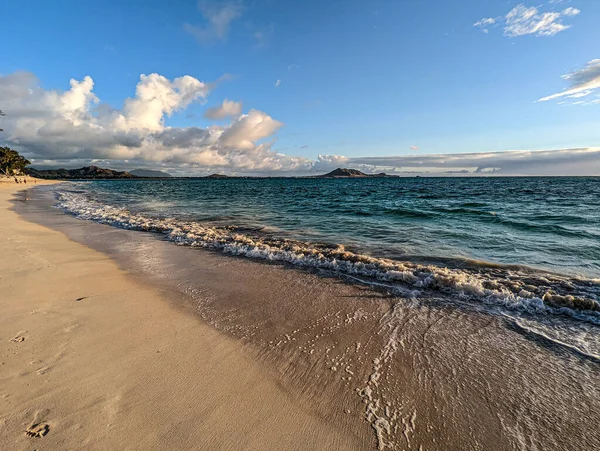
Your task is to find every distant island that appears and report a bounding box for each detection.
[129,169,172,178]
[317,168,397,178]
[23,166,396,180]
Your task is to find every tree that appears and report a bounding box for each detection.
[0,146,31,176]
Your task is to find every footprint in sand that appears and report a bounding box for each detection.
[25,410,51,438]
[10,332,26,343]
[25,422,50,438]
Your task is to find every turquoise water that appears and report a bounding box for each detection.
[58,177,600,277]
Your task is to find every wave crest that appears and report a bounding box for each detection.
[55,190,600,324]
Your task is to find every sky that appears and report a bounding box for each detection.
[0,0,599,176]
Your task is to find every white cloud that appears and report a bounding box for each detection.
[275,79,281,88]
[410,145,420,151]
[2,72,599,176]
[538,59,600,103]
[312,155,350,172]
[474,3,580,37]
[567,90,592,99]
[562,7,580,17]
[0,71,309,173]
[204,99,243,120]
[119,74,210,132]
[505,5,569,37]
[184,0,244,44]
[220,109,283,150]
[473,17,496,33]
[474,17,496,27]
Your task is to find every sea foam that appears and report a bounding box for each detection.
[55,190,600,324]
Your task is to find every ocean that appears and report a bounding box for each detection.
[49,177,600,353]
[16,177,600,450]
[53,177,600,276]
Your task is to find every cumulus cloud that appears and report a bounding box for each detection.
[538,59,600,103]
[204,99,242,120]
[120,74,210,132]
[2,71,599,176]
[474,4,580,37]
[0,71,309,173]
[220,109,283,150]
[312,154,350,172]
[184,0,244,44]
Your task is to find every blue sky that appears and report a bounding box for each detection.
[1,0,599,175]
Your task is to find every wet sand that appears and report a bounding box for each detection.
[3,182,600,450]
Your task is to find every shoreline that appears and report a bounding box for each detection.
[52,182,600,315]
[0,182,363,450]
[3,181,600,450]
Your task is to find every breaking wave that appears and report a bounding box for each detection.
[55,190,600,324]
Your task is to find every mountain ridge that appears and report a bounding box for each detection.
[24,166,397,179]
[25,166,139,179]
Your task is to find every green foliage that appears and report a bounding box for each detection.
[0,146,31,175]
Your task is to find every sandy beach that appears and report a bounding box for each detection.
[0,181,361,450]
[2,1,598,447]
[2,180,599,451]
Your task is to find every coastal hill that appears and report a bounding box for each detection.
[130,169,172,178]
[318,168,397,178]
[25,166,139,179]
[23,165,396,180]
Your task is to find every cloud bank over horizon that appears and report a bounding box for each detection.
[1,71,599,176]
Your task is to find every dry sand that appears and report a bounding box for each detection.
[0,180,360,450]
